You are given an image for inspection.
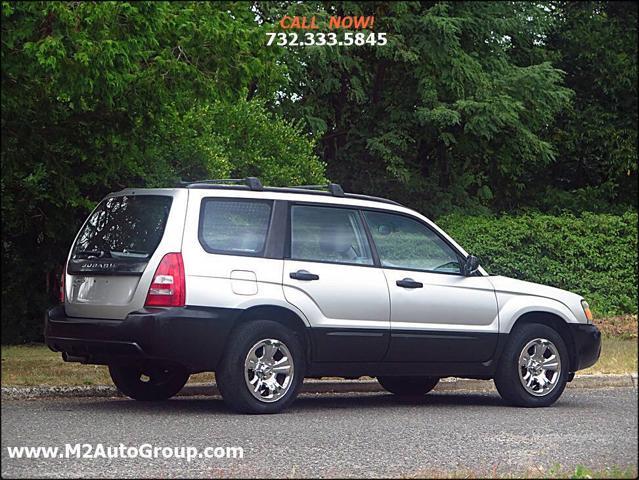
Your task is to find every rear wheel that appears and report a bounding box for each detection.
[108,363,189,401]
[494,323,569,407]
[216,320,305,414]
[377,376,439,397]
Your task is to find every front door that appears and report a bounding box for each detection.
[362,210,499,363]
[282,204,390,362]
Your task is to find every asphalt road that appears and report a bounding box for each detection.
[2,387,637,478]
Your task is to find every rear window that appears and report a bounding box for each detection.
[199,199,272,256]
[72,195,172,261]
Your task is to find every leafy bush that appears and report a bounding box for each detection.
[437,211,638,316]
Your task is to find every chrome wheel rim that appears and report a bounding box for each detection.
[518,338,562,396]
[244,339,294,403]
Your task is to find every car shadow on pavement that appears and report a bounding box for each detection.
[290,391,592,411]
[292,391,508,411]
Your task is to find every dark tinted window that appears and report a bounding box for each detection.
[364,211,461,273]
[290,205,373,265]
[200,199,272,255]
[72,195,172,261]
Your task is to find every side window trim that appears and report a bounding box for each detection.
[263,200,288,259]
[361,208,466,276]
[358,209,381,267]
[197,197,274,258]
[285,202,378,268]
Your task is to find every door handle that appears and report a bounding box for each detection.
[290,270,320,281]
[396,278,423,289]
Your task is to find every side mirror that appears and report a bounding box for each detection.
[463,255,480,276]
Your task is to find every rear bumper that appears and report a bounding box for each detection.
[45,305,241,372]
[569,323,602,371]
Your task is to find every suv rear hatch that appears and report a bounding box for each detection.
[64,189,187,319]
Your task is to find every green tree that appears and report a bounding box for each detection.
[257,1,573,216]
[1,1,325,342]
[539,1,638,213]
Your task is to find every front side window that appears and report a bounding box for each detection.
[199,199,272,255]
[290,205,374,266]
[363,211,461,273]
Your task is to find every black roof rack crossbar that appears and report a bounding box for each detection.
[178,177,263,191]
[291,183,345,197]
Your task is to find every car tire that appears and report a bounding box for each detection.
[494,323,569,407]
[216,320,305,414]
[377,376,440,397]
[108,363,189,401]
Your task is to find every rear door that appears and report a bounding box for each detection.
[282,204,390,362]
[65,190,187,319]
[362,210,499,363]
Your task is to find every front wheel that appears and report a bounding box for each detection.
[377,376,439,397]
[494,323,569,407]
[109,363,189,401]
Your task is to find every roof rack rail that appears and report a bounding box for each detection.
[178,177,263,191]
[176,177,402,206]
[292,183,345,197]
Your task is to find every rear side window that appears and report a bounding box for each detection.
[72,195,172,261]
[199,199,272,256]
[289,205,374,266]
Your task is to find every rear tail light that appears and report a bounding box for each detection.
[144,253,186,307]
[59,265,66,303]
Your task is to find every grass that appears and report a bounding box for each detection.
[1,334,636,387]
[582,335,637,375]
[407,464,638,479]
[0,345,213,387]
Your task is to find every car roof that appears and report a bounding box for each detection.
[112,177,404,208]
[184,185,402,207]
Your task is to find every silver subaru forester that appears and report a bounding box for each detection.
[45,178,601,414]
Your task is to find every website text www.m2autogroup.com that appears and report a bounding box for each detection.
[6,443,244,462]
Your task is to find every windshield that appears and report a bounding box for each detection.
[72,195,172,261]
